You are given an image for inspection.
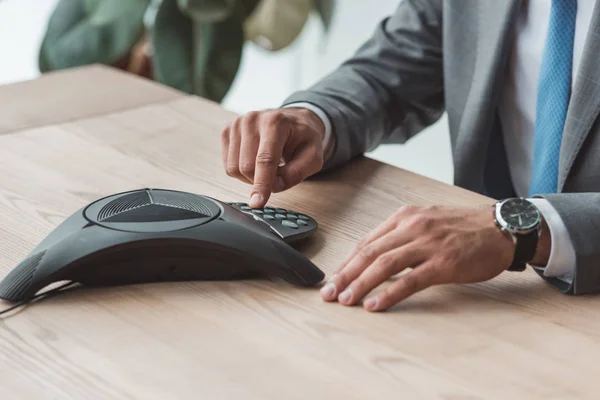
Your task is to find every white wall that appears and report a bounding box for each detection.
[0,0,59,84]
[0,0,453,184]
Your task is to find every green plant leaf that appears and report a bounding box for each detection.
[153,0,258,102]
[39,0,150,71]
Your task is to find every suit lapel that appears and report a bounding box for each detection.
[559,1,600,191]
[453,0,520,192]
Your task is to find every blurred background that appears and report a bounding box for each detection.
[0,0,452,183]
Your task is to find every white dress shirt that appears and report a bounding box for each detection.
[287,0,597,283]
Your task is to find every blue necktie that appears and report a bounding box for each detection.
[529,0,577,196]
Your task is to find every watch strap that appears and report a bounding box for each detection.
[507,229,539,271]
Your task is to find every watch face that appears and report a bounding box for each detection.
[499,198,541,231]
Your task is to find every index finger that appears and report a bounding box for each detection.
[249,125,289,208]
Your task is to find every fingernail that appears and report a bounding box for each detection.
[338,288,352,304]
[250,193,263,208]
[274,176,285,192]
[320,282,336,299]
[364,297,378,311]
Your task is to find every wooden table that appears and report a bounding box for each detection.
[0,66,598,400]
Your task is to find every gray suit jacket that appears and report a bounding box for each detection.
[284,0,600,295]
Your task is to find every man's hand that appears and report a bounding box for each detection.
[221,108,326,208]
[320,205,549,312]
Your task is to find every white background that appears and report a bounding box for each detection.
[0,0,452,183]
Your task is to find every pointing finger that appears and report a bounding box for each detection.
[250,118,289,207]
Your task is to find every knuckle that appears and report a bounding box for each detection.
[256,151,278,166]
[403,276,420,293]
[252,177,272,192]
[351,279,368,296]
[356,238,368,250]
[359,245,378,263]
[427,225,447,242]
[425,205,441,214]
[374,253,397,275]
[225,166,238,177]
[245,110,261,122]
[394,206,407,219]
[334,272,348,288]
[399,205,418,215]
[407,214,431,230]
[394,205,417,222]
[378,288,394,306]
[241,114,259,135]
[264,111,288,126]
[239,162,255,176]
[252,180,270,191]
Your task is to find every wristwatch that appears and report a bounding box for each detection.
[493,198,542,271]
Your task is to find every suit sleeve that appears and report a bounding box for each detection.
[538,193,600,294]
[282,0,445,170]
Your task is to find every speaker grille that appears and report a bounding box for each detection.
[98,191,152,221]
[0,250,45,301]
[151,191,212,217]
[84,189,221,233]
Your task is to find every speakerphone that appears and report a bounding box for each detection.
[0,189,324,303]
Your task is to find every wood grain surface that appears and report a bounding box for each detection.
[0,65,182,135]
[0,68,598,400]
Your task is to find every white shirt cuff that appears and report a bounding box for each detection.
[528,198,575,284]
[283,102,334,161]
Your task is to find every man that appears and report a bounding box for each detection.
[221,0,600,311]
